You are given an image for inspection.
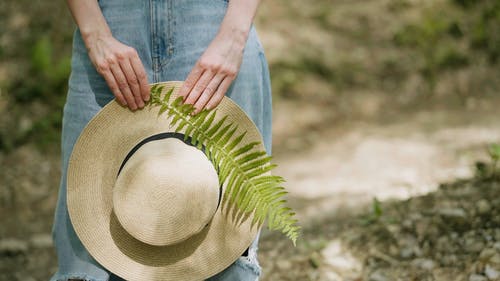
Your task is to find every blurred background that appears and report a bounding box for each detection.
[1,0,499,280]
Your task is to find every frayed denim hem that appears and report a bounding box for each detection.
[234,256,262,277]
[51,273,108,281]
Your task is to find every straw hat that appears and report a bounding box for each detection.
[66,81,266,281]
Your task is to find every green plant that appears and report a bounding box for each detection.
[476,143,500,178]
[148,85,300,244]
[1,36,70,153]
[393,12,471,94]
[360,197,384,225]
[488,143,500,177]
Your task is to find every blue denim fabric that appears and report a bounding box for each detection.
[50,0,272,280]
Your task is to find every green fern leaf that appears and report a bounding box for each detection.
[212,123,232,144]
[163,87,173,102]
[206,114,227,136]
[184,123,196,141]
[235,151,267,165]
[158,104,169,116]
[217,126,237,147]
[174,119,189,133]
[240,156,273,171]
[201,111,217,132]
[148,86,300,244]
[225,131,246,151]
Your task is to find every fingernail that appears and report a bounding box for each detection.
[144,95,150,102]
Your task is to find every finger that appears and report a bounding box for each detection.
[179,64,204,100]
[129,54,150,102]
[184,70,215,105]
[205,76,233,111]
[101,70,127,107]
[193,73,225,114]
[110,63,137,110]
[119,58,144,108]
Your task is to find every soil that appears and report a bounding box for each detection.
[2,0,500,280]
[2,98,500,280]
[256,98,500,281]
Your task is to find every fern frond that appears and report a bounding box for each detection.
[149,86,300,244]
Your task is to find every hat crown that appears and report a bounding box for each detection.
[112,138,220,246]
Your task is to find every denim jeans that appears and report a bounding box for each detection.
[50,0,272,280]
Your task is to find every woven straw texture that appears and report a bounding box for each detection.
[67,81,263,281]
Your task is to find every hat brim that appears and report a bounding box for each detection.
[67,81,263,281]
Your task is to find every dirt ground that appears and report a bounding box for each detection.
[1,0,500,280]
[2,96,500,280]
[259,97,500,281]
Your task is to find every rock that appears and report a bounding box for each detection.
[412,258,435,270]
[470,261,485,273]
[490,253,500,265]
[19,116,33,134]
[436,236,450,252]
[441,254,458,267]
[465,238,485,253]
[319,271,343,281]
[476,200,492,215]
[470,243,487,254]
[469,274,488,281]
[321,239,362,277]
[369,270,389,281]
[402,219,413,230]
[276,259,292,271]
[0,238,28,255]
[485,265,500,280]
[439,208,468,228]
[29,233,52,249]
[440,208,467,219]
[479,248,497,262]
[322,253,361,272]
[415,220,427,238]
[400,246,414,259]
[389,245,398,256]
[495,230,500,242]
[267,249,279,258]
[433,268,463,281]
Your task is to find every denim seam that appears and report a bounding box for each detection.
[150,0,160,82]
[159,0,175,70]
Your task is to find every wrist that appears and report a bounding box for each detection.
[217,23,249,50]
[218,0,260,47]
[81,27,112,45]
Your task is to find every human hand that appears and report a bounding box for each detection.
[86,34,150,110]
[179,28,247,114]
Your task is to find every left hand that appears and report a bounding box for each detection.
[179,28,246,114]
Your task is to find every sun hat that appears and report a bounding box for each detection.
[66,81,299,281]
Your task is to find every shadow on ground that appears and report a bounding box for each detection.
[260,177,500,281]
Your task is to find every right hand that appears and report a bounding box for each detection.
[85,34,150,110]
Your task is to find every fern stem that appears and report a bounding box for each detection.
[149,87,299,244]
